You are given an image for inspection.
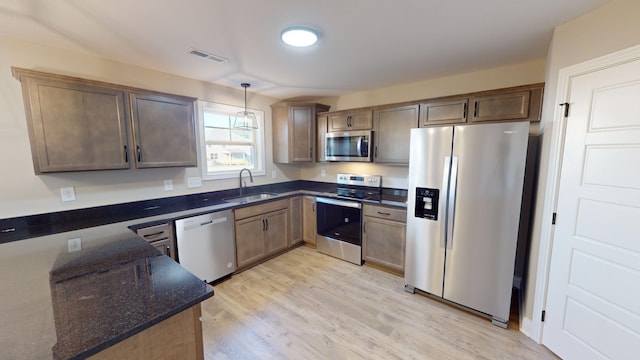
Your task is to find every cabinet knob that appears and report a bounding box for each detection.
[136,145,142,162]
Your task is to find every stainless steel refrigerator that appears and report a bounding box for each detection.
[404,121,529,327]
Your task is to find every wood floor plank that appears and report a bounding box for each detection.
[200,246,558,359]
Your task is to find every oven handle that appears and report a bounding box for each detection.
[316,196,362,209]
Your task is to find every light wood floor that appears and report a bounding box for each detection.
[200,246,558,359]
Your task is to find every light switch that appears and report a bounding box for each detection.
[164,180,173,191]
[60,187,76,202]
[272,170,277,179]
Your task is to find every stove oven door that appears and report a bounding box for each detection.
[315,197,362,265]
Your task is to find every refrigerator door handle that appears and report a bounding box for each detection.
[446,156,459,249]
[441,156,452,248]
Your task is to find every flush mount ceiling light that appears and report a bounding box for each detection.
[234,83,258,129]
[281,27,318,47]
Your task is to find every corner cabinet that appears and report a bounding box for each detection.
[272,102,330,163]
[363,204,407,275]
[12,67,197,174]
[234,199,289,271]
[373,104,419,164]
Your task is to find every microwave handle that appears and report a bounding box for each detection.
[357,136,363,156]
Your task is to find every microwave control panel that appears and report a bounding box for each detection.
[414,187,439,220]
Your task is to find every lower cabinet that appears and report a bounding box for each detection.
[302,195,317,246]
[135,222,176,260]
[234,199,289,271]
[363,204,407,275]
[289,196,303,247]
[89,304,204,360]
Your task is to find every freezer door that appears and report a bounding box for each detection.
[442,121,529,323]
[404,126,453,297]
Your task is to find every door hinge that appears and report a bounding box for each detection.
[559,102,570,117]
[541,310,546,322]
[552,212,557,225]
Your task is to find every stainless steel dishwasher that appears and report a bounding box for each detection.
[175,209,235,283]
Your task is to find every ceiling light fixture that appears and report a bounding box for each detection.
[234,83,258,129]
[281,27,318,47]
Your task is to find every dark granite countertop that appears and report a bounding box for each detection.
[0,180,405,359]
[49,236,213,360]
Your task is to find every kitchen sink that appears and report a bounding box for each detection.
[224,192,279,204]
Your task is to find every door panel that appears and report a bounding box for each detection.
[543,57,640,359]
[404,127,453,297]
[443,121,529,322]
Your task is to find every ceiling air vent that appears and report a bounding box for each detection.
[187,48,229,64]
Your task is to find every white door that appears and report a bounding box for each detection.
[542,59,640,359]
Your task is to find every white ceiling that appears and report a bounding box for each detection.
[0,0,608,99]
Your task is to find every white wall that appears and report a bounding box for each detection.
[0,36,298,219]
[523,0,640,338]
[303,60,546,189]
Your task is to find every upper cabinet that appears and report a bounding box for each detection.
[469,86,543,123]
[129,92,197,168]
[419,98,468,126]
[327,110,372,131]
[13,68,197,174]
[272,102,330,163]
[373,104,419,164]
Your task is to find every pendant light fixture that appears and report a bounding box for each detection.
[234,83,258,129]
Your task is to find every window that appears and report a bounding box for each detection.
[197,101,265,180]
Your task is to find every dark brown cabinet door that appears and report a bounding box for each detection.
[265,209,288,255]
[302,196,317,245]
[129,93,197,168]
[20,76,130,173]
[373,104,419,164]
[328,110,373,131]
[289,197,303,246]
[469,90,531,122]
[419,99,468,126]
[235,216,267,270]
[290,106,314,162]
[363,217,406,275]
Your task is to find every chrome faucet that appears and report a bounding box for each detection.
[239,168,253,195]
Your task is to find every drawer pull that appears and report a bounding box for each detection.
[377,211,391,216]
[143,231,164,239]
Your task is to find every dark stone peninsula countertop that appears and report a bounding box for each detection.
[0,180,406,359]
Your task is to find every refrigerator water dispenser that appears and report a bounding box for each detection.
[414,187,439,220]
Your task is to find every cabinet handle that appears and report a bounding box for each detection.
[136,145,142,162]
[347,115,351,127]
[463,103,467,119]
[473,101,478,118]
[124,145,129,163]
[312,201,316,212]
[262,219,266,231]
[310,147,313,158]
[377,211,391,216]
[375,146,378,159]
[165,245,171,257]
[363,221,366,234]
[143,231,164,239]
[265,218,269,231]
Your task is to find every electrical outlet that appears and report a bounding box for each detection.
[164,180,173,191]
[68,238,82,252]
[320,169,326,177]
[271,170,277,179]
[60,187,76,202]
[186,177,202,188]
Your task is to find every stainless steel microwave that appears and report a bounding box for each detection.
[325,130,373,162]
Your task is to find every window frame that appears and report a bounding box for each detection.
[197,100,266,181]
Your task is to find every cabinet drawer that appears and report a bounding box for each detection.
[234,198,289,220]
[136,223,172,242]
[363,204,407,222]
